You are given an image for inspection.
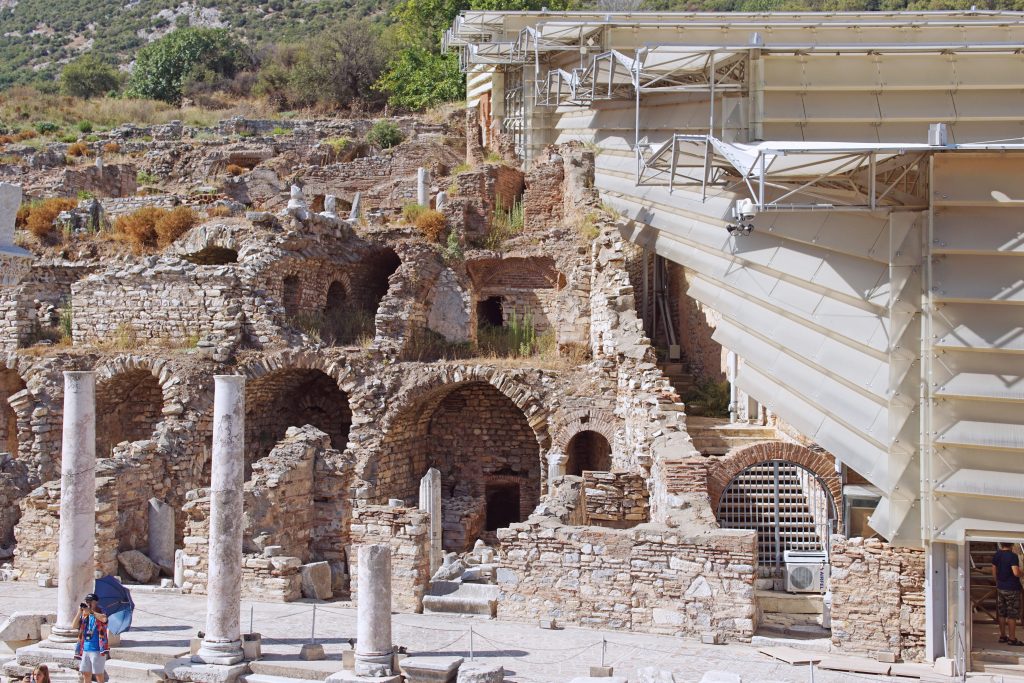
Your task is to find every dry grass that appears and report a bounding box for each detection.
[67,141,89,157]
[22,197,78,239]
[207,204,233,218]
[0,87,276,132]
[225,163,245,176]
[414,210,447,243]
[113,205,198,252]
[102,141,120,154]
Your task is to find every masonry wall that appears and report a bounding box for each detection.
[497,519,757,638]
[829,536,926,662]
[349,505,430,613]
[582,471,650,528]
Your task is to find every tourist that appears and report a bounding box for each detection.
[29,664,50,683]
[993,542,1024,646]
[73,592,109,683]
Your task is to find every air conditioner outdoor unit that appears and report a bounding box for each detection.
[784,550,829,594]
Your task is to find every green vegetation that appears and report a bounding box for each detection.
[367,120,404,149]
[682,380,731,418]
[127,28,250,104]
[484,198,524,250]
[60,54,121,99]
[478,311,554,357]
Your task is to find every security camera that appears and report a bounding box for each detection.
[732,198,756,222]
[726,222,755,236]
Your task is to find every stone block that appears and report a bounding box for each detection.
[589,666,614,677]
[342,649,355,670]
[242,633,261,661]
[0,612,56,642]
[873,650,896,663]
[401,656,463,683]
[300,562,333,600]
[148,498,176,573]
[456,662,504,683]
[118,549,160,584]
[701,632,722,645]
[299,643,325,660]
[163,659,248,683]
[698,672,741,683]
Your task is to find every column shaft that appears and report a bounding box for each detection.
[419,468,442,575]
[355,544,394,676]
[194,375,245,665]
[49,371,97,645]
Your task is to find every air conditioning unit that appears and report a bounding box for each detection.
[784,550,829,594]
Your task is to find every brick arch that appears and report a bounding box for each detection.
[92,356,172,458]
[93,354,178,403]
[551,409,618,454]
[380,365,551,451]
[237,350,359,396]
[707,441,842,523]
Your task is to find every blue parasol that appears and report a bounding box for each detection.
[94,575,135,634]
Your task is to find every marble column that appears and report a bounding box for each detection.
[417,168,429,207]
[47,371,97,646]
[194,375,245,665]
[435,190,448,211]
[355,544,394,677]
[350,192,362,220]
[546,449,568,494]
[148,498,175,574]
[418,468,442,575]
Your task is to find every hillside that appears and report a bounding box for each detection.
[0,0,395,89]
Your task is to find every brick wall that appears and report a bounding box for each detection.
[829,536,926,662]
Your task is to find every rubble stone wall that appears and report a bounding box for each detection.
[497,519,757,638]
[349,504,430,613]
[582,471,650,528]
[829,536,926,661]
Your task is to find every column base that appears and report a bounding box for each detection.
[39,626,79,650]
[354,650,395,677]
[193,638,244,665]
[165,657,249,683]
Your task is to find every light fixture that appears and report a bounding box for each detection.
[727,198,756,236]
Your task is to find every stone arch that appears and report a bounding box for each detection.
[706,441,842,524]
[239,352,357,478]
[372,367,550,549]
[93,356,172,458]
[551,409,619,455]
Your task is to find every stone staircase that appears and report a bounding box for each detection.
[686,416,780,456]
[657,360,698,398]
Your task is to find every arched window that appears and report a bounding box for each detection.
[565,430,611,475]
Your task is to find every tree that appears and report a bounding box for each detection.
[126,28,249,104]
[59,53,121,98]
[375,48,464,111]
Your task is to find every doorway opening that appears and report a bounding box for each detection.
[485,482,520,531]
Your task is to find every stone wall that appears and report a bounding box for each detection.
[447,164,525,243]
[829,536,926,662]
[496,518,757,638]
[582,471,649,528]
[60,164,137,198]
[349,505,430,613]
[667,263,725,384]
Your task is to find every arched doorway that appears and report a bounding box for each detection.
[244,368,352,478]
[375,379,544,550]
[0,369,26,456]
[565,430,611,475]
[716,459,837,575]
[95,370,164,458]
[282,275,301,317]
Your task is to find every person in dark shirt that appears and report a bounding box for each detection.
[992,542,1023,645]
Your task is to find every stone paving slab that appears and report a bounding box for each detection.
[0,583,919,683]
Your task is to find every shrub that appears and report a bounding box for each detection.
[414,209,446,242]
[484,199,524,250]
[225,163,245,176]
[15,203,31,227]
[102,142,120,154]
[16,130,37,141]
[402,203,427,223]
[136,170,158,185]
[113,206,166,251]
[60,54,121,99]
[442,229,463,263]
[67,142,89,157]
[77,120,93,134]
[24,197,78,239]
[127,28,249,105]
[207,204,233,217]
[34,121,59,135]
[155,206,198,247]
[375,48,464,112]
[59,304,73,342]
[59,133,78,144]
[367,121,403,150]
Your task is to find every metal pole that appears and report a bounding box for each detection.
[601,636,607,667]
[249,605,254,635]
[773,461,782,571]
[470,626,474,661]
[809,661,816,683]
[311,603,316,644]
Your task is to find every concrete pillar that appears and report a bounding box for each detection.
[194,375,245,666]
[417,168,429,208]
[418,468,442,575]
[350,192,362,221]
[355,544,394,677]
[48,371,97,646]
[546,449,568,493]
[148,498,175,574]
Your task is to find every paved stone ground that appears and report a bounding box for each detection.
[0,583,912,683]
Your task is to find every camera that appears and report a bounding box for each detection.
[80,602,87,609]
